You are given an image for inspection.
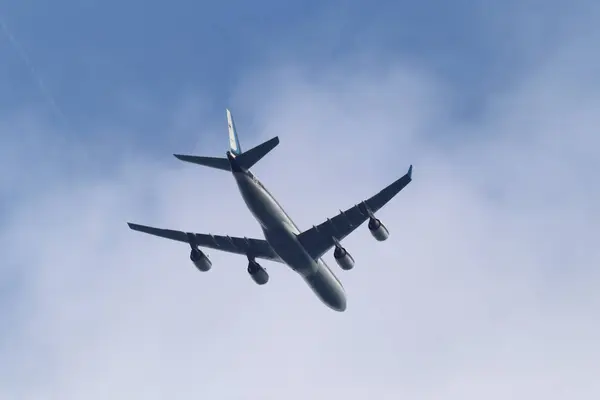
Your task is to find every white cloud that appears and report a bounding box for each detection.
[2,10,600,400]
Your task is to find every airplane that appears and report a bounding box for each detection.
[127,109,413,312]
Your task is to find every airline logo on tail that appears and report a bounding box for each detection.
[226,108,242,156]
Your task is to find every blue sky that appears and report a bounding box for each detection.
[1,0,563,143]
[1,0,599,398]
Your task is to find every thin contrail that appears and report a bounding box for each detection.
[0,14,70,128]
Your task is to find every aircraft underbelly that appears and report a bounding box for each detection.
[237,179,310,268]
[236,173,346,311]
[239,180,281,228]
[265,227,346,311]
[262,227,314,274]
[304,262,347,311]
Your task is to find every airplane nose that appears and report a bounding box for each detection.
[329,291,347,312]
[335,296,347,312]
[305,265,347,312]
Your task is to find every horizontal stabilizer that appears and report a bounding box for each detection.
[174,109,279,172]
[174,136,279,172]
[235,136,279,170]
[173,154,231,171]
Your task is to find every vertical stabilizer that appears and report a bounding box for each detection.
[226,109,242,156]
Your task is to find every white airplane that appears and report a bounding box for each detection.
[128,109,413,312]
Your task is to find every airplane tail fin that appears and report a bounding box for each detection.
[227,108,242,156]
[173,109,279,172]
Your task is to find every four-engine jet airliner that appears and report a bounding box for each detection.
[127,109,413,312]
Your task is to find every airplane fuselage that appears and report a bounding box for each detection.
[230,163,347,312]
[128,111,412,313]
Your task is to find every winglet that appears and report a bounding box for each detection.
[407,165,413,179]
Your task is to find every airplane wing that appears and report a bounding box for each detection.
[127,223,283,262]
[296,165,413,260]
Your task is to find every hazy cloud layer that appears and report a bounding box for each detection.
[2,4,600,400]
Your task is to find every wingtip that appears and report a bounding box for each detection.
[174,154,193,162]
[407,164,413,178]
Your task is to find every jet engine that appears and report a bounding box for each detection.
[247,260,269,285]
[368,217,389,241]
[190,248,212,271]
[334,244,355,270]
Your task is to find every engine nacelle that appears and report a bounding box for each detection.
[247,260,269,285]
[368,217,389,241]
[190,248,212,271]
[334,245,355,270]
